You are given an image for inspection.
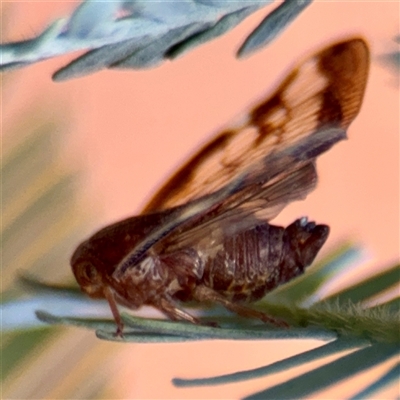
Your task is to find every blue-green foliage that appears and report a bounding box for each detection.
[1,0,312,80]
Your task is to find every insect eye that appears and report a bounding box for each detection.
[81,263,98,283]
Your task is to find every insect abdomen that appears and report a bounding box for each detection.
[202,218,329,302]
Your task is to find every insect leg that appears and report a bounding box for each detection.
[103,286,124,336]
[193,285,288,328]
[157,297,202,325]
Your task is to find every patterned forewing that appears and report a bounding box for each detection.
[142,39,369,213]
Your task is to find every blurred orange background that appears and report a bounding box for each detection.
[3,1,399,399]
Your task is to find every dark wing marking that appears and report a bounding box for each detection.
[142,38,369,213]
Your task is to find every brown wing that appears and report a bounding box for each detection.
[113,38,369,279]
[142,38,369,213]
[159,161,319,255]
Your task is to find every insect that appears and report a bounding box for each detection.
[71,38,369,335]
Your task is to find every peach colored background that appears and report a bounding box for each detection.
[3,2,399,399]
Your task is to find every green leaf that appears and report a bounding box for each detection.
[166,7,258,59]
[173,336,369,387]
[244,343,399,400]
[326,263,400,304]
[1,1,313,80]
[349,362,400,400]
[35,310,116,332]
[238,0,312,57]
[373,297,400,313]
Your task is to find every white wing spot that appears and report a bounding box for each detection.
[284,58,328,107]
